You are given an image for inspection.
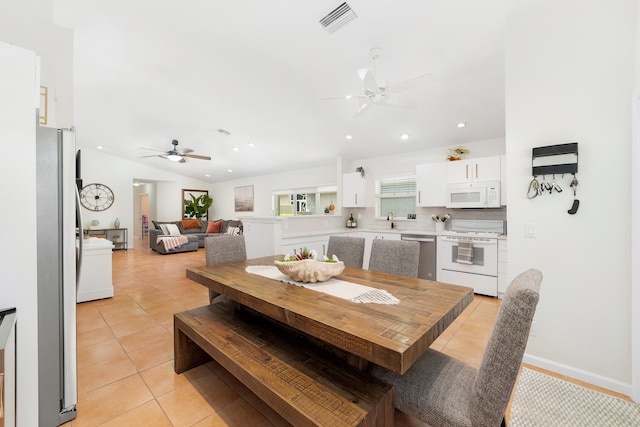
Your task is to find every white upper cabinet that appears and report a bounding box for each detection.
[342,172,367,207]
[446,156,501,184]
[416,162,448,207]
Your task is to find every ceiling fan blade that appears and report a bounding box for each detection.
[185,153,212,161]
[378,97,417,109]
[179,157,187,163]
[357,68,378,94]
[387,73,431,94]
[320,95,357,101]
[139,147,166,153]
[140,154,162,158]
[180,148,194,154]
[353,100,374,118]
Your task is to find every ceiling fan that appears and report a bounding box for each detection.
[140,140,211,163]
[322,47,430,117]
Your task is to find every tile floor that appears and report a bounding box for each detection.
[64,239,623,426]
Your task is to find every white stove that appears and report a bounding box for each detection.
[437,220,504,297]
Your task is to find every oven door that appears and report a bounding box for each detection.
[437,236,498,275]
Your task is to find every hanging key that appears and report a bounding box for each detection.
[570,175,578,196]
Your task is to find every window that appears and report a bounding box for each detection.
[273,186,337,216]
[376,176,416,219]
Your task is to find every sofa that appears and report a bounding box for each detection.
[149,218,243,254]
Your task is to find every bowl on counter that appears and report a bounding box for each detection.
[274,259,345,283]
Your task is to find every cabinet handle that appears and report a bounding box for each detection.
[322,244,326,256]
[418,190,421,204]
[475,163,479,179]
[465,164,469,179]
[355,194,358,205]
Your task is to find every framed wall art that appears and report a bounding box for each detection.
[234,185,254,212]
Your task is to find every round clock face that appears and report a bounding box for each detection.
[80,183,114,211]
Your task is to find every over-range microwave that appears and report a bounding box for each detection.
[446,181,501,208]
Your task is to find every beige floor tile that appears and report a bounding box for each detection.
[78,351,138,394]
[140,360,192,398]
[100,400,173,427]
[118,325,172,353]
[77,338,125,369]
[76,324,116,348]
[73,374,154,427]
[127,338,175,371]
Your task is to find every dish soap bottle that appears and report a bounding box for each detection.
[347,213,353,228]
[352,213,357,228]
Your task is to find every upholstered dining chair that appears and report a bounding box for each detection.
[368,239,420,278]
[370,268,542,427]
[205,235,247,303]
[326,235,366,268]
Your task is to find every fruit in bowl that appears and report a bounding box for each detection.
[275,254,345,283]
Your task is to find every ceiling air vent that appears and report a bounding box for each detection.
[319,2,357,33]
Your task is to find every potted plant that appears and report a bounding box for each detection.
[184,193,213,219]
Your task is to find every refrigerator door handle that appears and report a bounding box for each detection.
[75,184,83,287]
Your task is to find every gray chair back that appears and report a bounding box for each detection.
[469,268,542,425]
[326,236,365,268]
[368,239,420,278]
[205,235,247,302]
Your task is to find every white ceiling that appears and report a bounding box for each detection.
[59,0,542,182]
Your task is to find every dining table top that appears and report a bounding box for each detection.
[186,255,474,375]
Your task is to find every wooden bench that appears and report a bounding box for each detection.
[174,303,394,427]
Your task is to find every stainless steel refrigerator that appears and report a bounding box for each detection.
[36,125,82,426]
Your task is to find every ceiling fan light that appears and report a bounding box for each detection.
[401,133,409,140]
[167,154,182,161]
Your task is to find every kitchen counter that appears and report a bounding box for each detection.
[281,228,439,239]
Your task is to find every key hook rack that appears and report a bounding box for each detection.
[531,142,578,177]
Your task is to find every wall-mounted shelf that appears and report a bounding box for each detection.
[532,142,578,177]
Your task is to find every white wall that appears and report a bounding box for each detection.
[80,148,212,247]
[506,0,637,394]
[0,0,73,128]
[210,162,338,219]
[0,42,40,427]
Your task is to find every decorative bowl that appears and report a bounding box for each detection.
[274,259,345,283]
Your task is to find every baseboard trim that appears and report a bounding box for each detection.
[522,353,633,399]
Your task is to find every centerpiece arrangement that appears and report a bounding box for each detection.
[274,247,345,283]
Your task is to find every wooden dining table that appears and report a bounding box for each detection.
[186,255,474,375]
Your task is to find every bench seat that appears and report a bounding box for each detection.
[174,303,394,427]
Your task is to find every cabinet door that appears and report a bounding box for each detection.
[446,160,473,183]
[446,156,502,183]
[342,172,367,207]
[473,156,501,182]
[416,162,447,206]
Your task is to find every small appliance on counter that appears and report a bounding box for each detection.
[346,212,357,228]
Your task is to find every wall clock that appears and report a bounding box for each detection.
[80,183,114,211]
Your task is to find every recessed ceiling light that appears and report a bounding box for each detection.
[233,146,239,152]
[247,142,255,147]
[227,169,233,173]
[457,122,466,128]
[345,95,352,100]
[205,174,210,178]
[345,134,353,140]
[400,133,409,140]
[96,145,103,150]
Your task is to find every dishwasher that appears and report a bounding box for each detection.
[400,234,437,280]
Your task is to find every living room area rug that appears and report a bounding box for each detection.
[510,368,640,426]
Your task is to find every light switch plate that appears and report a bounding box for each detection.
[525,223,536,237]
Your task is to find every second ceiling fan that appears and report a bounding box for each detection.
[140,140,211,163]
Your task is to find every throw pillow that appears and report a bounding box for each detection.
[225,226,240,236]
[207,220,222,233]
[181,219,201,229]
[159,224,170,235]
[166,223,181,235]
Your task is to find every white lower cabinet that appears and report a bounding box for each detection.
[498,239,508,297]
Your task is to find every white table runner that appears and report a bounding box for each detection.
[246,265,399,305]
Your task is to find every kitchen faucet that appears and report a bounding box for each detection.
[387,212,395,229]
